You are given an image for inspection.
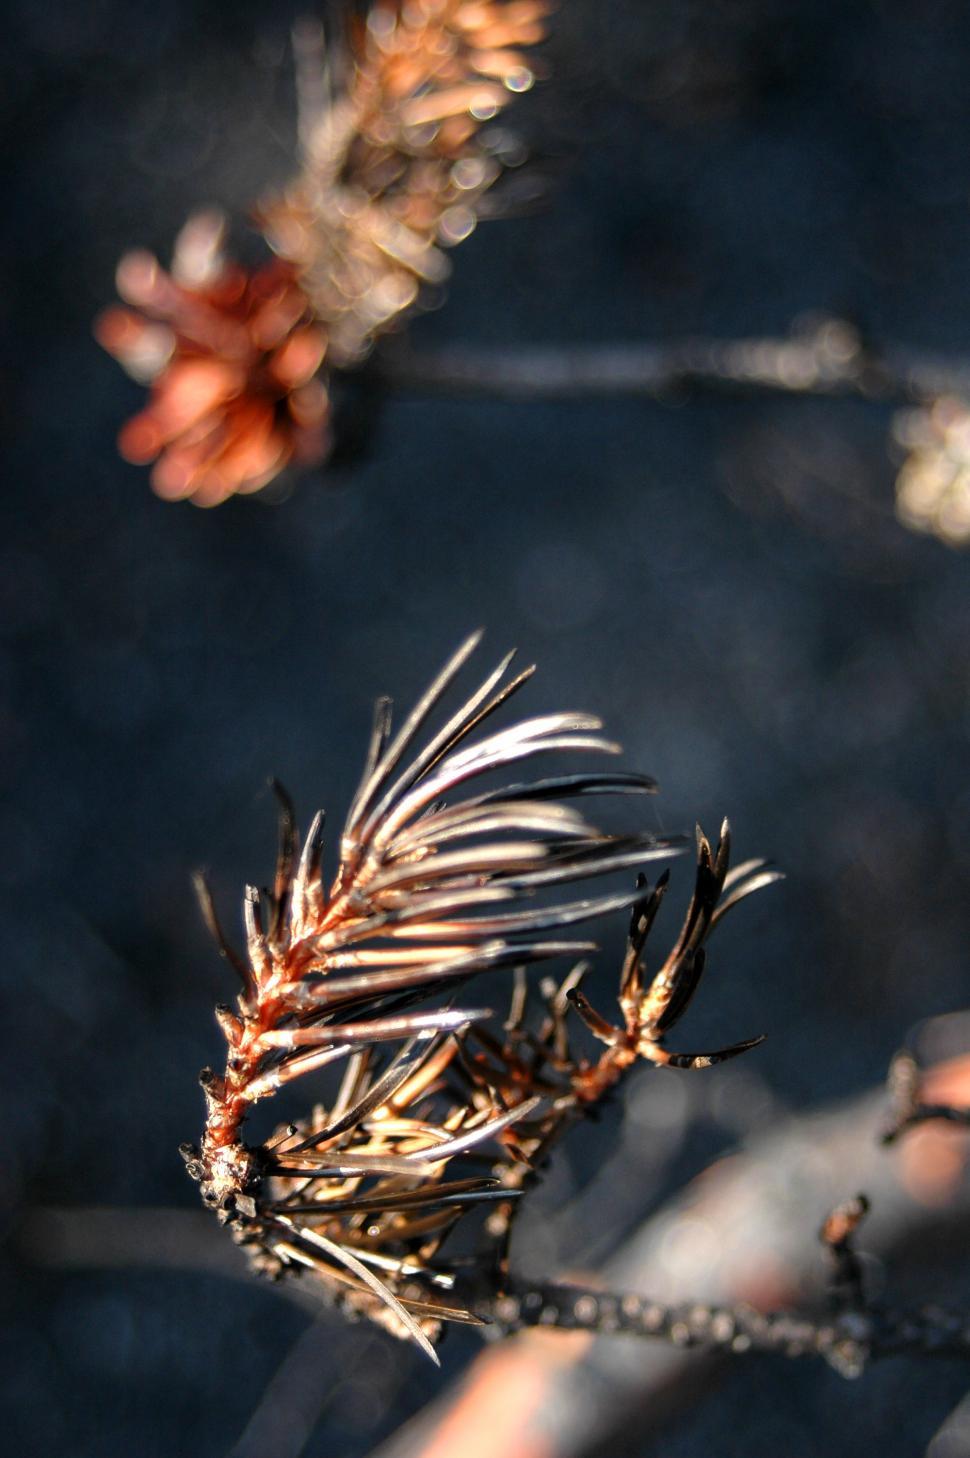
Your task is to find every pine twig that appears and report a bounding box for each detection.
[472,1277,970,1377]
[454,1187,964,1381]
[368,1060,970,1458]
[882,1049,970,1145]
[20,1061,970,1458]
[378,320,970,404]
[819,1192,870,1314]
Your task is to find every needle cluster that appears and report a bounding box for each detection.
[181,636,777,1358]
[96,1,550,504]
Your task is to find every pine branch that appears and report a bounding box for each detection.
[447,1188,970,1381]
[882,1049,970,1144]
[22,1061,970,1456]
[378,320,970,404]
[381,327,970,544]
[472,1278,970,1377]
[368,1056,970,1458]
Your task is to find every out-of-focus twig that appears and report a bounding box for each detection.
[20,1205,248,1282]
[378,320,970,403]
[927,1388,970,1457]
[227,1313,345,1458]
[882,1050,970,1145]
[819,1191,870,1313]
[381,321,970,545]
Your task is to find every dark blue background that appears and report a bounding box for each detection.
[4,1,970,1453]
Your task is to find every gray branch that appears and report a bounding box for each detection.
[378,322,970,404]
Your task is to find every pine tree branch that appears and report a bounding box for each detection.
[882,1049,970,1145]
[21,1057,970,1458]
[378,321,970,404]
[472,1278,970,1377]
[368,1054,970,1458]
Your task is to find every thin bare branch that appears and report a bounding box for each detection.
[378,321,970,405]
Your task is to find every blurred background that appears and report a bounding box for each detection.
[4,0,970,1453]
